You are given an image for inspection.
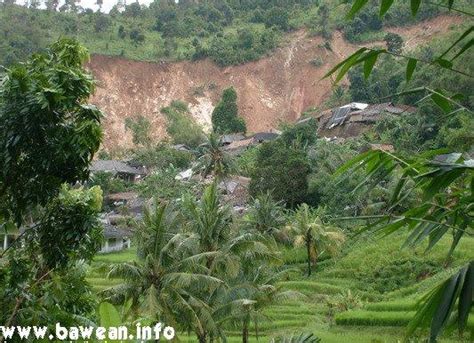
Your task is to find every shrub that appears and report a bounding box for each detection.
[132,144,193,170]
[125,115,151,146]
[161,101,205,148]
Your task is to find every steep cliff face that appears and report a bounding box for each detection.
[87,15,462,151]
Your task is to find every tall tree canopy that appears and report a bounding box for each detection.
[211,87,246,134]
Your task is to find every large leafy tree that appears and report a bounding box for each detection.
[325,0,473,341]
[0,38,102,225]
[0,39,104,330]
[250,141,311,207]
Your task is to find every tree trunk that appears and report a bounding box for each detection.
[197,332,207,343]
[242,319,249,343]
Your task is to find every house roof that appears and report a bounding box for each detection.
[326,106,352,129]
[252,132,280,142]
[103,223,132,239]
[223,137,255,151]
[90,160,142,175]
[221,133,246,144]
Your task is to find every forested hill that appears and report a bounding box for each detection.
[0,0,453,67]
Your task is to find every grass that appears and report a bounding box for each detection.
[335,310,415,326]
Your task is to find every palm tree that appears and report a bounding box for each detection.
[244,191,286,239]
[221,267,303,343]
[197,133,234,180]
[104,202,223,339]
[182,183,288,342]
[289,204,346,277]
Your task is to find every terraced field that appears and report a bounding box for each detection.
[87,235,474,342]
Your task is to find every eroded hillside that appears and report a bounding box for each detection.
[87,15,463,151]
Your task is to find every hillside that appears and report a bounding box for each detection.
[87,15,464,151]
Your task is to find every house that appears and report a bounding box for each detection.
[221,133,246,145]
[218,176,251,210]
[369,143,395,153]
[100,223,132,253]
[223,137,256,154]
[90,160,145,182]
[106,191,145,217]
[316,102,415,138]
[251,132,280,143]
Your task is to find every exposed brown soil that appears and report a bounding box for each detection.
[87,15,463,151]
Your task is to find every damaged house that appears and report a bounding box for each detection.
[315,102,415,138]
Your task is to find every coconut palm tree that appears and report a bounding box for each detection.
[289,204,346,277]
[220,266,303,343]
[197,133,234,180]
[244,191,286,239]
[104,202,223,340]
[181,183,289,342]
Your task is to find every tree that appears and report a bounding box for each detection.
[264,7,289,31]
[106,202,223,334]
[289,204,345,277]
[197,133,234,180]
[325,0,473,340]
[0,38,102,226]
[211,87,246,134]
[384,32,403,54]
[250,141,311,207]
[182,183,282,343]
[244,192,286,238]
[0,39,103,330]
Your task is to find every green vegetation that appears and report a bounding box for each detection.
[0,39,103,327]
[0,0,455,67]
[212,87,246,134]
[1,0,472,342]
[162,100,205,147]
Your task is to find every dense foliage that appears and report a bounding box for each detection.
[211,87,246,134]
[0,40,104,329]
[0,0,453,67]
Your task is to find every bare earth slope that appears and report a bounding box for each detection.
[87,15,463,151]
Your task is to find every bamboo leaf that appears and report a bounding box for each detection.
[458,262,473,333]
[380,0,395,16]
[406,58,417,82]
[451,38,474,61]
[99,302,121,328]
[410,0,421,16]
[322,48,367,79]
[347,0,370,19]
[431,92,452,113]
[438,26,473,59]
[364,51,379,79]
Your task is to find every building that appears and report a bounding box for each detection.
[315,102,415,138]
[100,222,132,254]
[90,160,145,182]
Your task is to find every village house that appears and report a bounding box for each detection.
[100,222,132,253]
[90,160,145,182]
[311,102,415,138]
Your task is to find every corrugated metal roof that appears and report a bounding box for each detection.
[90,160,142,175]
